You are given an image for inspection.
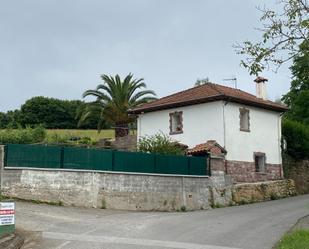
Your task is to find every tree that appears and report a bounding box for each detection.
[6,110,21,128]
[19,97,83,129]
[0,112,9,129]
[282,40,309,124]
[282,41,309,104]
[235,0,309,75]
[82,74,156,137]
[76,101,108,129]
[282,119,309,159]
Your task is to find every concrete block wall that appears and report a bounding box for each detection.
[1,167,216,211]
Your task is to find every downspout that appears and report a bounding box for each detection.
[278,112,284,178]
[222,101,228,174]
[222,101,227,148]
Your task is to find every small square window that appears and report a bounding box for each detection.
[254,152,266,172]
[239,108,250,132]
[169,111,183,134]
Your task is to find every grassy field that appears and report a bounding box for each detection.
[47,129,115,141]
[276,229,309,249]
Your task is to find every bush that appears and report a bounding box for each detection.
[282,119,309,160]
[138,132,186,155]
[0,126,46,144]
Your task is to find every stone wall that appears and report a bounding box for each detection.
[0,168,214,211]
[283,156,309,194]
[226,160,283,183]
[232,179,296,204]
[112,135,137,151]
[0,146,221,211]
[210,156,226,172]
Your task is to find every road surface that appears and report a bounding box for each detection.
[16,195,309,249]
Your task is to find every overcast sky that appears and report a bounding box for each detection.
[0,0,292,112]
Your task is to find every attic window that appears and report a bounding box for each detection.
[169,111,183,134]
[239,108,250,132]
[254,152,266,172]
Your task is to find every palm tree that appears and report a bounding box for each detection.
[82,73,156,137]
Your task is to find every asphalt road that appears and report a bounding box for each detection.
[17,195,309,249]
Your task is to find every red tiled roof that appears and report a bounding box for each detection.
[187,140,227,156]
[128,83,288,114]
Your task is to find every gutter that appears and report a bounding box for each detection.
[129,95,288,114]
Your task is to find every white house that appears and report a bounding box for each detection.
[129,77,288,182]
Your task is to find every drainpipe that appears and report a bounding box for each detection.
[278,112,284,179]
[222,101,228,174]
[222,101,227,148]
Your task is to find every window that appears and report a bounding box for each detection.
[169,111,183,134]
[239,108,250,132]
[254,152,266,172]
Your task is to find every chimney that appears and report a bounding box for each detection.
[254,76,268,100]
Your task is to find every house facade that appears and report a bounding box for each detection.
[129,77,288,182]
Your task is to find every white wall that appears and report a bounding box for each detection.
[137,101,282,164]
[224,102,282,164]
[137,102,224,148]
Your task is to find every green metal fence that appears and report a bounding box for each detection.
[4,144,209,176]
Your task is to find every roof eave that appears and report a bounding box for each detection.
[128,95,288,114]
[128,95,223,114]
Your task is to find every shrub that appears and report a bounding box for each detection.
[44,133,70,144]
[138,132,186,155]
[282,119,309,160]
[0,126,46,144]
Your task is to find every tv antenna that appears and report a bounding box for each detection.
[223,77,237,88]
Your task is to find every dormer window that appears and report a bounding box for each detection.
[169,111,183,134]
[239,108,250,132]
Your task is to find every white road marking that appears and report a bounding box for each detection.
[55,241,71,249]
[43,231,242,249]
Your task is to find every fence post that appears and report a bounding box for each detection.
[187,157,190,175]
[111,151,115,171]
[153,154,157,173]
[60,147,64,169]
[0,145,4,191]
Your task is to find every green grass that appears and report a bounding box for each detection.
[46,129,115,142]
[276,230,309,249]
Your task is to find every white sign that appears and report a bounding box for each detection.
[0,202,15,226]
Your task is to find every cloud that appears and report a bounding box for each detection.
[0,0,291,111]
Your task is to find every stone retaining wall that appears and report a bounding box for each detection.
[283,156,309,194]
[0,146,296,211]
[232,179,296,204]
[1,167,215,211]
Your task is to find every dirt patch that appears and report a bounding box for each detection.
[0,233,24,249]
[17,229,42,249]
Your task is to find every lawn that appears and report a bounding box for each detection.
[276,229,309,249]
[46,129,115,142]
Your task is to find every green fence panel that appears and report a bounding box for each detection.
[63,147,113,170]
[155,154,189,175]
[4,144,209,176]
[188,156,207,175]
[113,151,155,173]
[5,144,61,168]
